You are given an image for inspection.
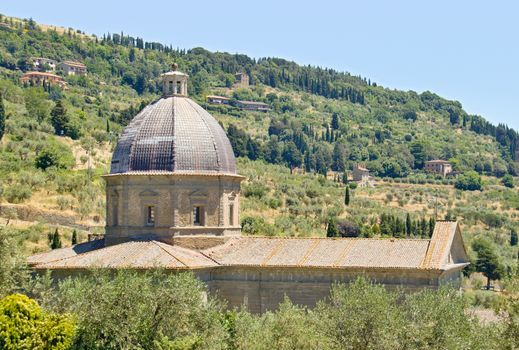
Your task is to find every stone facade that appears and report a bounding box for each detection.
[104,174,242,245]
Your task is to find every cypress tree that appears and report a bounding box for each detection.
[71,229,78,245]
[326,217,338,237]
[511,229,518,247]
[331,113,340,130]
[51,228,62,249]
[342,171,349,184]
[344,187,350,206]
[429,217,436,237]
[406,213,412,238]
[0,93,5,141]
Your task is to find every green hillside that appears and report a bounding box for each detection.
[0,14,517,280]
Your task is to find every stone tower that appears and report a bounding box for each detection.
[104,64,243,246]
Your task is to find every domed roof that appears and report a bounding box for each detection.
[110,96,236,175]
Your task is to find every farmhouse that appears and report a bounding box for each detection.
[28,65,469,312]
[425,160,453,177]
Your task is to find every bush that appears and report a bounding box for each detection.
[501,174,514,188]
[0,294,75,350]
[455,171,482,191]
[243,182,268,199]
[3,184,32,203]
[50,270,225,350]
[35,142,74,170]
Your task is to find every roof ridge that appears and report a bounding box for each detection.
[152,241,189,267]
[185,98,222,172]
[240,236,431,242]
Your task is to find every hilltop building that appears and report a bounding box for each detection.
[29,65,469,313]
[234,72,249,87]
[58,60,87,76]
[425,160,453,177]
[20,71,66,88]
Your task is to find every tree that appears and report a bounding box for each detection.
[0,228,28,298]
[51,228,62,249]
[50,100,80,139]
[316,278,405,349]
[24,87,50,122]
[35,142,75,171]
[0,93,5,141]
[406,213,412,238]
[0,294,75,350]
[331,113,340,130]
[472,239,505,290]
[53,270,228,349]
[71,229,78,245]
[344,186,350,206]
[511,229,518,247]
[342,170,349,184]
[410,141,427,169]
[502,174,514,188]
[454,171,483,191]
[326,217,338,237]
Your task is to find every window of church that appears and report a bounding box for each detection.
[229,203,234,226]
[193,206,204,226]
[146,206,155,226]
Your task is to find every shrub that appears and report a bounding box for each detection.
[35,142,74,170]
[455,171,482,191]
[0,294,75,350]
[242,182,268,199]
[3,184,32,203]
[501,174,514,188]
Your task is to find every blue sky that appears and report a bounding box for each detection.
[2,0,518,129]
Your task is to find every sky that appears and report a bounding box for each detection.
[2,0,518,129]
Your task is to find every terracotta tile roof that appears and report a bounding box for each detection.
[27,239,105,266]
[204,237,431,269]
[61,60,86,68]
[31,240,217,270]
[420,221,464,269]
[29,222,466,271]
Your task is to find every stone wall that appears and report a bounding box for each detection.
[104,174,242,245]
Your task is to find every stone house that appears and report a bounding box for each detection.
[28,66,469,313]
[352,164,370,182]
[58,60,87,76]
[234,72,249,87]
[425,160,453,177]
[32,57,57,72]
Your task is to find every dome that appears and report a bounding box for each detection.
[110,96,236,174]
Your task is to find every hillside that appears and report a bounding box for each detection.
[0,14,517,278]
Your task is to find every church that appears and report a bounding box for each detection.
[28,65,470,313]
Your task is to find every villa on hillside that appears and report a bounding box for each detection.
[20,71,66,88]
[28,65,470,313]
[425,160,453,177]
[58,60,87,76]
[32,57,57,72]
